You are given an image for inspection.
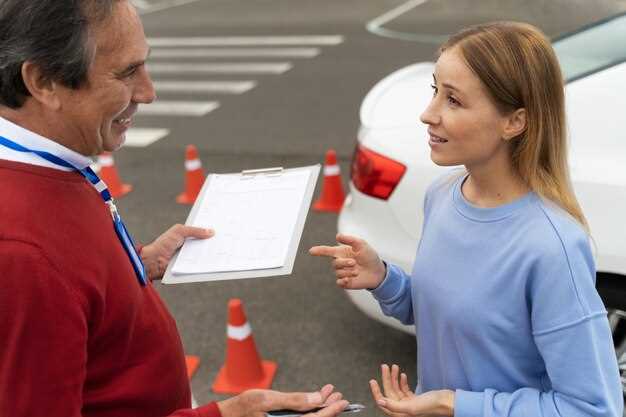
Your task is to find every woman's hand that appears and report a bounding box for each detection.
[140,224,214,280]
[309,234,386,290]
[370,364,454,417]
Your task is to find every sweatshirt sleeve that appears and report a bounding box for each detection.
[453,228,623,417]
[370,262,414,325]
[0,240,88,417]
[169,402,222,417]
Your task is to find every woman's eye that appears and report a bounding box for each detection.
[447,95,460,106]
[430,84,438,96]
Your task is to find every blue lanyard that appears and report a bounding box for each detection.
[0,135,148,286]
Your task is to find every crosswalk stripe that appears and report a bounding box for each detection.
[124,128,170,147]
[150,48,321,58]
[138,101,220,117]
[154,80,256,94]
[148,35,344,47]
[148,63,292,74]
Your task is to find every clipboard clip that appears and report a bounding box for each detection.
[241,167,284,179]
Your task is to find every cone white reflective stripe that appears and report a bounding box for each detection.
[185,159,202,171]
[191,392,198,409]
[227,322,252,341]
[324,165,340,176]
[99,155,114,166]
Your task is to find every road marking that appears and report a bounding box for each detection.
[154,81,256,94]
[134,0,202,15]
[138,101,220,117]
[124,128,170,147]
[148,36,344,47]
[150,47,321,58]
[148,63,292,74]
[366,0,446,43]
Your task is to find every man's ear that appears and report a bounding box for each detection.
[21,61,62,111]
[503,108,527,141]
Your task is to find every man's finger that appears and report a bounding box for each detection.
[267,385,334,412]
[322,392,343,406]
[307,400,349,417]
[175,225,214,239]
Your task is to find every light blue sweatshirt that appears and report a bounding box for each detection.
[371,174,623,417]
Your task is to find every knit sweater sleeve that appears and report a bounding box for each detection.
[0,240,88,417]
[453,230,623,417]
[169,402,222,417]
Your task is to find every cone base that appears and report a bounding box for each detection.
[313,199,343,213]
[212,360,277,394]
[109,184,132,199]
[176,192,197,205]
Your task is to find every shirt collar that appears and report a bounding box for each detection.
[0,116,94,171]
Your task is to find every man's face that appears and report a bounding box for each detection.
[55,1,155,155]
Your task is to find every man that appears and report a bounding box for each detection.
[0,1,348,416]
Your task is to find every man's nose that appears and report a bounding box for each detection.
[134,67,156,104]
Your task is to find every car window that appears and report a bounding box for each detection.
[554,13,626,82]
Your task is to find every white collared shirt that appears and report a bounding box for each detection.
[0,116,93,171]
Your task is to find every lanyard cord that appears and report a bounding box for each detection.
[0,135,147,286]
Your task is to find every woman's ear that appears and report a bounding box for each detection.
[21,61,62,111]
[503,108,527,141]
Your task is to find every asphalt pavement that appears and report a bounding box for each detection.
[116,0,626,414]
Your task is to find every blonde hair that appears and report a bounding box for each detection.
[440,22,589,231]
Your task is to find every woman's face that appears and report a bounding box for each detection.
[420,47,513,169]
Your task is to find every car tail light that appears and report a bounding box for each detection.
[350,144,406,200]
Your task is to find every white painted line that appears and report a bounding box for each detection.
[136,0,202,15]
[148,36,344,47]
[154,80,256,94]
[148,63,292,74]
[366,0,447,43]
[150,47,321,58]
[124,128,170,147]
[137,101,220,117]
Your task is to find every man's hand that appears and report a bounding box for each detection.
[140,224,214,280]
[370,364,454,417]
[309,234,386,290]
[217,384,349,417]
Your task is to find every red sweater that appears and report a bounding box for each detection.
[0,160,220,417]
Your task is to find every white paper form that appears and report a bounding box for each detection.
[172,169,311,274]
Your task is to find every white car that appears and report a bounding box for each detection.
[338,13,626,390]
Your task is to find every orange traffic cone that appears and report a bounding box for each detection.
[98,152,132,198]
[177,145,205,204]
[212,299,277,394]
[185,355,200,380]
[313,149,345,213]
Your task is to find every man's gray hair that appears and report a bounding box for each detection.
[0,0,119,108]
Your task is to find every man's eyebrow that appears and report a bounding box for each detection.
[118,49,151,75]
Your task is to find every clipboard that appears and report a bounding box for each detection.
[162,164,321,284]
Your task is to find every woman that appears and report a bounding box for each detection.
[311,22,623,417]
